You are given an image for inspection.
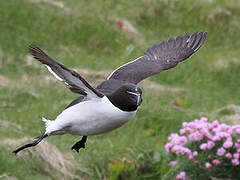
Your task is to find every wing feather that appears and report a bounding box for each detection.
[29,45,103,99]
[107,31,207,84]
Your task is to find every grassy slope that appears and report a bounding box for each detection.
[1,0,240,179]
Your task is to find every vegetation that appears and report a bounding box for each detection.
[1,0,240,179]
[165,117,240,179]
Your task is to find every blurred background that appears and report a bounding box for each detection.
[1,0,240,179]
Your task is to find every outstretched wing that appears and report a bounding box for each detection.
[29,45,104,99]
[107,31,207,84]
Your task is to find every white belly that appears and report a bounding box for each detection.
[47,96,136,136]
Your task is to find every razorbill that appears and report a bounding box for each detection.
[13,31,207,154]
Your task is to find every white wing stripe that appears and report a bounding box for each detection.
[46,65,99,99]
[46,65,63,81]
[107,56,143,80]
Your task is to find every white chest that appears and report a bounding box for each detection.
[53,96,136,136]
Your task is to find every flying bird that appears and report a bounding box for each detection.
[13,31,207,154]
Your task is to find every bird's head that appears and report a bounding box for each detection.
[107,83,142,112]
[122,84,142,106]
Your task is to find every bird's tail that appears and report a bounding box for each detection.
[42,117,56,135]
[42,117,53,129]
[42,117,60,135]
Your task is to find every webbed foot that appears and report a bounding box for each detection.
[71,136,87,153]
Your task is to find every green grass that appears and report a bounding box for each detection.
[1,0,240,179]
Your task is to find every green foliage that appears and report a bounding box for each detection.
[108,158,134,180]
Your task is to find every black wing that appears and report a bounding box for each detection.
[107,31,207,84]
[29,45,104,99]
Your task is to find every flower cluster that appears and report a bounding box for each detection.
[176,172,186,180]
[165,117,240,179]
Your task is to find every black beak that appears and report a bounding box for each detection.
[126,91,142,106]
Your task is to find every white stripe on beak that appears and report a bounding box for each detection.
[137,95,141,105]
[127,91,142,106]
[126,91,141,96]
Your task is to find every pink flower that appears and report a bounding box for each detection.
[236,128,240,135]
[205,162,212,168]
[176,171,186,180]
[200,117,208,121]
[212,135,221,142]
[178,136,188,145]
[170,161,177,166]
[232,159,239,166]
[172,145,182,153]
[193,151,198,157]
[207,141,215,149]
[179,129,186,135]
[217,148,226,156]
[165,143,173,152]
[223,140,233,149]
[200,143,208,150]
[226,153,232,159]
[218,132,230,139]
[168,133,179,141]
[188,122,196,129]
[181,147,191,155]
[188,154,194,160]
[212,120,219,127]
[182,122,188,128]
[233,153,239,159]
[212,159,221,165]
[204,131,213,139]
[235,143,240,149]
[189,132,203,141]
